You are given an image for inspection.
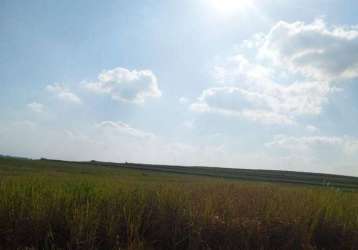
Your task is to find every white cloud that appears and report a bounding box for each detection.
[190,85,315,125]
[27,102,44,113]
[46,83,82,104]
[192,19,355,126]
[241,109,296,125]
[214,54,272,85]
[84,67,161,104]
[260,19,358,81]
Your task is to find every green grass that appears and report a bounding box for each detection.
[0,158,358,249]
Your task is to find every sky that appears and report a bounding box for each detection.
[1,0,358,176]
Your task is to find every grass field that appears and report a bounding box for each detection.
[0,157,358,249]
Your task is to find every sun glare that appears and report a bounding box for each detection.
[209,0,252,15]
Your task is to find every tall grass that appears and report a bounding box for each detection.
[0,174,357,250]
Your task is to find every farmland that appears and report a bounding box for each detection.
[0,157,358,249]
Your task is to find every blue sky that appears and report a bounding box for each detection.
[1,0,358,175]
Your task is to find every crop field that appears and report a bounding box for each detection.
[0,157,358,249]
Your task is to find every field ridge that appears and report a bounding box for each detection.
[38,158,358,189]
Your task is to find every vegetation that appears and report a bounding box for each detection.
[0,157,358,249]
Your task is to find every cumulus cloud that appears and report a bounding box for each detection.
[190,81,332,125]
[46,83,82,104]
[241,110,296,125]
[27,102,44,113]
[84,67,161,104]
[260,19,358,81]
[192,19,354,126]
[190,86,296,125]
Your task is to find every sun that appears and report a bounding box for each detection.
[208,0,252,15]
